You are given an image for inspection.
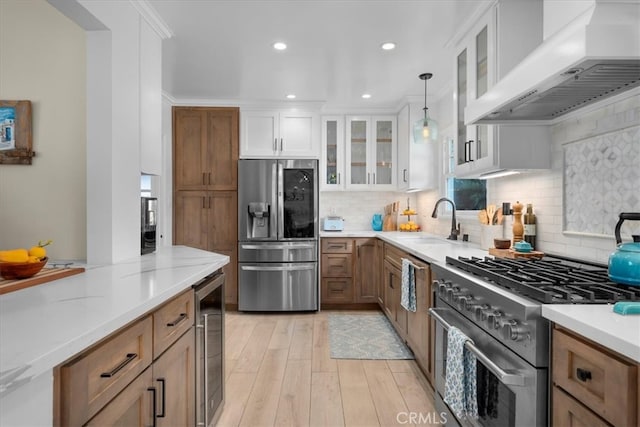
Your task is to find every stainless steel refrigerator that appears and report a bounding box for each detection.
[238,159,318,311]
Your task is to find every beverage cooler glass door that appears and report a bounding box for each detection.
[278,159,318,240]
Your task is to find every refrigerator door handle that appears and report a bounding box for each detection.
[241,264,316,272]
[277,161,284,239]
[240,244,316,250]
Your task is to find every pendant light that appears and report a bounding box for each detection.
[413,72,438,144]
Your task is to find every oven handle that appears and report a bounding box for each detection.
[429,308,526,387]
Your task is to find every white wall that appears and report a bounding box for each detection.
[0,0,86,260]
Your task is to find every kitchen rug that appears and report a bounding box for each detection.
[328,313,414,360]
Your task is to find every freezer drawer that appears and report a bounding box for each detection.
[238,241,317,263]
[238,262,318,311]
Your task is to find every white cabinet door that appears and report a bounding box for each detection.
[139,18,162,175]
[280,112,318,156]
[240,111,279,157]
[345,116,396,190]
[371,116,396,190]
[241,111,318,158]
[453,10,496,177]
[320,116,345,191]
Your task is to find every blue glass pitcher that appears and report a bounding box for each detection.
[372,214,383,231]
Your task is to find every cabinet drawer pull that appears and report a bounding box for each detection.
[280,138,283,151]
[157,378,166,417]
[576,367,592,382]
[147,386,157,427]
[100,353,137,378]
[166,312,187,327]
[274,138,277,151]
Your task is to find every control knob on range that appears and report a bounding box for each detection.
[501,320,523,341]
[474,304,491,322]
[446,287,462,303]
[486,311,503,330]
[456,295,474,311]
[434,280,452,298]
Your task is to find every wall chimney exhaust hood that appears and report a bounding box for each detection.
[465,1,640,125]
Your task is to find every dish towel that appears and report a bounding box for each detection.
[444,326,478,421]
[400,258,416,312]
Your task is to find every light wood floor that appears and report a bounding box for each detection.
[216,310,439,427]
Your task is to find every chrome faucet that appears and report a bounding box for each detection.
[431,197,460,240]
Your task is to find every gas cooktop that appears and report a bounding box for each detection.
[447,255,640,304]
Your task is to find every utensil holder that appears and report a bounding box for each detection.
[480,224,503,250]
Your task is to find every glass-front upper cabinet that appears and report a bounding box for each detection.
[345,116,396,190]
[320,116,345,190]
[454,10,496,177]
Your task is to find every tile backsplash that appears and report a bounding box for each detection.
[321,91,640,265]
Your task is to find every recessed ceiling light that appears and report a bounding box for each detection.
[381,42,396,50]
[286,94,296,99]
[273,42,287,50]
[361,94,372,99]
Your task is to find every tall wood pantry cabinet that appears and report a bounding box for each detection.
[173,107,239,306]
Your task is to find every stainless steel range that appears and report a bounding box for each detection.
[430,255,640,427]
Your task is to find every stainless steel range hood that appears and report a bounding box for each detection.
[465,1,640,124]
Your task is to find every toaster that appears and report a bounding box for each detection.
[323,216,344,231]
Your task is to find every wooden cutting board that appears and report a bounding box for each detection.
[488,248,544,259]
[0,267,85,295]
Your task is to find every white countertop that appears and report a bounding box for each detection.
[324,230,640,364]
[542,304,640,363]
[0,245,228,423]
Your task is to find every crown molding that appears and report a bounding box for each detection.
[130,0,174,39]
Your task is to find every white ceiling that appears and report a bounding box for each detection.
[149,0,491,109]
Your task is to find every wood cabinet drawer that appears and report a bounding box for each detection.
[553,386,610,427]
[552,327,638,427]
[321,253,353,277]
[153,289,194,358]
[57,316,153,426]
[384,242,405,267]
[322,277,354,303]
[322,238,353,253]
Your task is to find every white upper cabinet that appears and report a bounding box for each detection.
[139,17,162,175]
[453,1,549,178]
[240,110,319,158]
[453,10,496,177]
[397,103,438,192]
[345,116,396,191]
[320,116,345,191]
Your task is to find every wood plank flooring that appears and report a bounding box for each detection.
[217,310,439,427]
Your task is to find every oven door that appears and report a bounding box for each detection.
[429,307,547,427]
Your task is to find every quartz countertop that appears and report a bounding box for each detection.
[0,245,228,424]
[542,304,640,363]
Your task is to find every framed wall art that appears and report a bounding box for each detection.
[0,100,34,165]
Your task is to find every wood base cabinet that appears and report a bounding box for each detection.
[382,242,434,385]
[55,290,196,427]
[551,326,638,427]
[320,237,380,306]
